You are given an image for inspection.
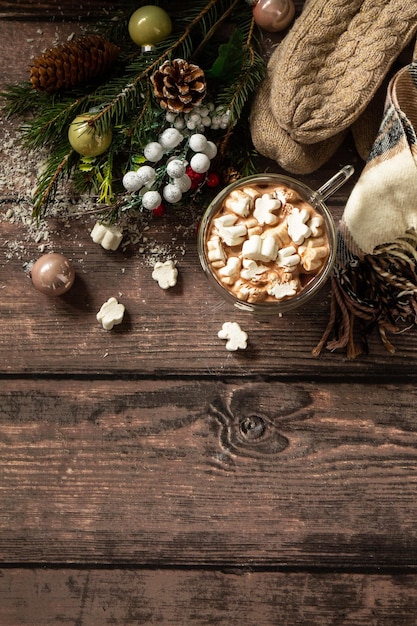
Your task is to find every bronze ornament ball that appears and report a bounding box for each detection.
[30,253,75,296]
[252,0,295,32]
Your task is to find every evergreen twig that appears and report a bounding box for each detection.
[33,146,78,217]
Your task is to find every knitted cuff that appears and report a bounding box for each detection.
[269,0,417,145]
[351,82,387,161]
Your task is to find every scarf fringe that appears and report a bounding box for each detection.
[313,231,417,358]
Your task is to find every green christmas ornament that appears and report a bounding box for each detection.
[68,114,112,157]
[128,5,172,47]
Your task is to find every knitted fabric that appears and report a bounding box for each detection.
[270,0,417,144]
[250,43,347,174]
[351,81,387,161]
[314,60,417,358]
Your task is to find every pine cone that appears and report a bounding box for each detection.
[151,59,206,113]
[30,35,120,94]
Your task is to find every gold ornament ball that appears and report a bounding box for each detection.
[68,114,112,157]
[128,5,172,47]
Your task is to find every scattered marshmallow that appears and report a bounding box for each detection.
[309,215,324,237]
[218,257,241,284]
[276,245,301,269]
[267,279,299,300]
[214,214,247,247]
[218,322,248,351]
[91,222,123,251]
[224,189,254,218]
[207,236,226,265]
[240,259,268,280]
[97,297,125,330]
[152,260,178,289]
[299,244,329,272]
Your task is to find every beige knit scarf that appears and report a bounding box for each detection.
[314,56,417,358]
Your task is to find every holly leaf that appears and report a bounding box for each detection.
[205,30,245,82]
[130,154,146,169]
[78,156,97,172]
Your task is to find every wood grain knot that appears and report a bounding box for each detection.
[209,387,289,459]
[239,415,265,440]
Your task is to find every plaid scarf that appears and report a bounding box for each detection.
[314,60,417,358]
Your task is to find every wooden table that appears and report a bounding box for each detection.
[2,2,417,624]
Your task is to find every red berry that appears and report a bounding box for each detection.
[205,172,220,188]
[152,203,166,217]
[185,166,205,189]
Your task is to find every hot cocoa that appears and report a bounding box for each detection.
[203,180,330,305]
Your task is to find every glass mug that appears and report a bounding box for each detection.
[198,166,354,314]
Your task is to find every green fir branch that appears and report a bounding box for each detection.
[1,82,42,117]
[218,46,265,124]
[20,97,90,150]
[32,144,78,221]
[88,0,238,136]
[213,16,265,165]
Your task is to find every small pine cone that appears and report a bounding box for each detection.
[151,58,206,113]
[223,167,241,185]
[30,34,120,94]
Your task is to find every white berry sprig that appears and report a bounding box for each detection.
[121,125,220,217]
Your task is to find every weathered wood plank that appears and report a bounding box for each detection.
[0,1,118,20]
[2,209,417,377]
[2,379,417,567]
[2,568,417,626]
[1,3,417,622]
